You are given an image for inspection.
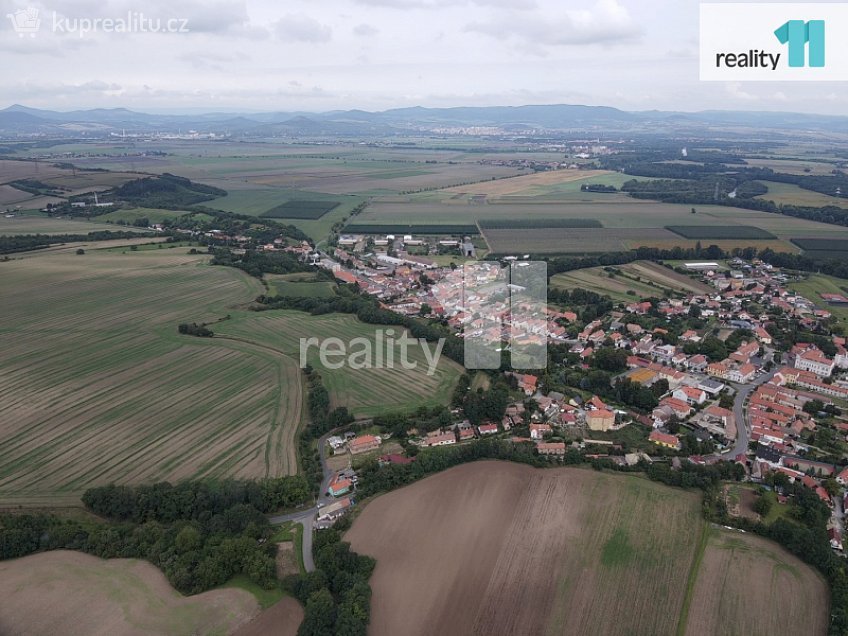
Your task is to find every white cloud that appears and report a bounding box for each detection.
[465,0,640,48]
[274,13,331,43]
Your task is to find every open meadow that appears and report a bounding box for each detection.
[346,462,827,636]
[0,550,262,636]
[214,310,463,418]
[0,247,302,506]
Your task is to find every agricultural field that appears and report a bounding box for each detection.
[214,310,463,418]
[684,530,828,636]
[666,225,777,240]
[265,273,338,299]
[262,199,340,219]
[0,247,302,506]
[346,462,827,636]
[551,260,712,302]
[355,200,848,254]
[442,169,614,197]
[0,212,134,236]
[789,273,848,327]
[743,157,841,176]
[791,238,848,261]
[96,207,210,225]
[0,550,261,635]
[212,188,364,242]
[756,180,848,208]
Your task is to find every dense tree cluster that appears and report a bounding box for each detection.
[177,322,213,337]
[112,173,226,208]
[210,248,312,278]
[2,476,312,595]
[289,518,375,636]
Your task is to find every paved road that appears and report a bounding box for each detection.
[713,368,778,461]
[268,426,354,572]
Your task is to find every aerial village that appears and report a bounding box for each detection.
[305,237,848,546]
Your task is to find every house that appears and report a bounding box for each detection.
[349,434,381,455]
[586,409,615,432]
[378,454,415,466]
[425,431,456,447]
[704,405,733,425]
[478,422,499,435]
[707,362,729,379]
[837,466,848,486]
[328,475,352,497]
[649,430,681,450]
[686,354,708,372]
[728,363,756,384]
[795,349,836,377]
[530,423,552,439]
[317,497,352,522]
[516,373,538,396]
[698,378,725,396]
[673,386,707,405]
[537,442,566,456]
[660,397,692,419]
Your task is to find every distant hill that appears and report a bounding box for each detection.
[3,102,848,137]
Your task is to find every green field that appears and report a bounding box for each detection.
[265,274,337,299]
[789,273,848,327]
[0,248,302,505]
[214,310,463,418]
[756,180,848,208]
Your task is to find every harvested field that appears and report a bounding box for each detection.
[684,530,828,636]
[0,249,301,505]
[0,550,260,636]
[346,462,704,636]
[347,462,827,636]
[443,169,613,196]
[232,597,304,636]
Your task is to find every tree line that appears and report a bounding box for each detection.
[1,475,312,595]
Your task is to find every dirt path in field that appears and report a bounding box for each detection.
[0,550,259,636]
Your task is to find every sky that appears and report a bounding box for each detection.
[0,0,847,114]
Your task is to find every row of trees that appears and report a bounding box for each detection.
[0,230,148,255]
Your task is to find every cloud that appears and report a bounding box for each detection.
[724,82,757,102]
[465,0,640,48]
[353,23,379,37]
[274,13,331,43]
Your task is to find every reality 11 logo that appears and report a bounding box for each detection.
[774,20,825,68]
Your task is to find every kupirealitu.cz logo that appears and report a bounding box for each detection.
[701,4,847,81]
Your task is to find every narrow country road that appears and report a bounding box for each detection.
[268,426,356,572]
[713,367,778,461]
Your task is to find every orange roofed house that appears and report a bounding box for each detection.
[349,434,381,455]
